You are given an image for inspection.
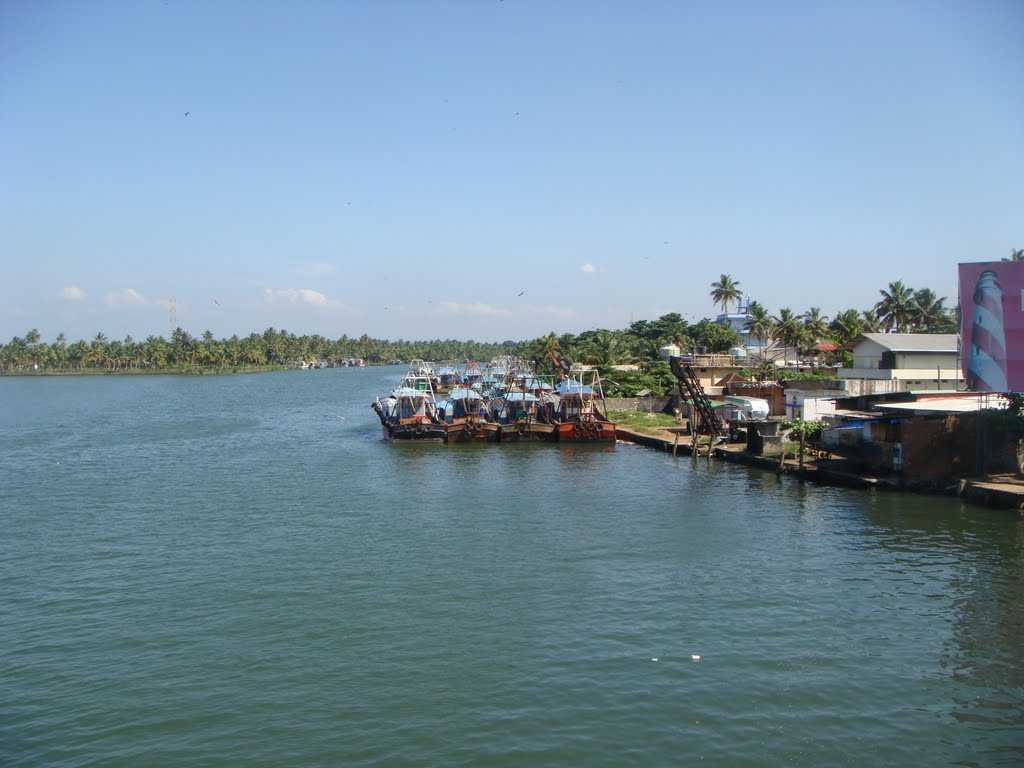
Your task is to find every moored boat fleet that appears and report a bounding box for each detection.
[371,357,616,443]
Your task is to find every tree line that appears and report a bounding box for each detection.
[0,276,959,382]
[0,327,517,374]
[517,276,958,396]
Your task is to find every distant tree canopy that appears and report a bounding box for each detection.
[2,279,959,390]
[0,327,516,373]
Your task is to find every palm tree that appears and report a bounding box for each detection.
[744,301,774,358]
[829,309,863,346]
[23,328,43,368]
[53,333,68,369]
[540,333,565,376]
[911,288,949,332]
[86,333,109,369]
[580,330,631,367]
[860,309,882,333]
[773,308,802,364]
[1003,248,1024,262]
[802,307,829,342]
[710,274,743,314]
[874,281,915,332]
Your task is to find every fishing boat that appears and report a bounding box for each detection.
[371,372,447,442]
[436,387,500,442]
[494,390,558,442]
[407,359,441,392]
[554,368,616,442]
[461,362,484,390]
[436,365,462,393]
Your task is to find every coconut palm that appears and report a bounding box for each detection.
[744,301,774,358]
[860,309,883,333]
[710,274,743,314]
[1003,248,1024,262]
[773,308,803,364]
[911,288,950,332]
[874,281,915,332]
[829,309,863,346]
[802,307,829,342]
[580,330,631,367]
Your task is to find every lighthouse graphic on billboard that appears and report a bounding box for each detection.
[967,269,1008,392]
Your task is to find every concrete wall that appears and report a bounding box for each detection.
[851,338,888,369]
[895,351,958,370]
[784,390,838,421]
[605,396,674,413]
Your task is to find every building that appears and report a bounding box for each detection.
[715,304,770,356]
[837,333,961,392]
[658,343,682,361]
[819,392,1011,482]
[785,390,839,421]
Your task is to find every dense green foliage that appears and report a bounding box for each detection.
[2,277,959,386]
[0,327,515,373]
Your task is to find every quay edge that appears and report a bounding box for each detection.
[614,427,1024,513]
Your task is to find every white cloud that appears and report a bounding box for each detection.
[580,263,596,274]
[105,288,147,307]
[263,288,353,311]
[60,285,87,301]
[439,301,513,317]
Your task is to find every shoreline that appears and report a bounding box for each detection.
[615,426,1024,513]
[0,364,293,378]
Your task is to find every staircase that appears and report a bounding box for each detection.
[670,356,724,436]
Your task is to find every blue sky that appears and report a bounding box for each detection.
[2,0,1021,341]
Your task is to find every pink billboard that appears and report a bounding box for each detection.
[960,261,1024,393]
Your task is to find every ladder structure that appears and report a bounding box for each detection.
[670,356,725,436]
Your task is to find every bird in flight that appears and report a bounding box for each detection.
[517,290,526,297]
[212,298,220,306]
[184,111,190,117]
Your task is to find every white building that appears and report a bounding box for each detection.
[838,333,961,392]
[658,343,682,361]
[715,305,770,356]
[785,390,838,421]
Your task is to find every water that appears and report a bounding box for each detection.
[2,368,1022,767]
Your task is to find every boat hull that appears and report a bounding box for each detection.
[498,422,558,442]
[382,423,448,442]
[556,421,617,442]
[445,421,500,443]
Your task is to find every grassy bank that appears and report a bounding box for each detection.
[607,409,681,435]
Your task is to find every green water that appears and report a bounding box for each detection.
[2,368,1022,766]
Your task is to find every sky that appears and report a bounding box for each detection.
[2,0,1022,342]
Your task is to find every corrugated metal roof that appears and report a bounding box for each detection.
[859,333,958,353]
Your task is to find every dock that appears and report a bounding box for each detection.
[615,426,1023,511]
